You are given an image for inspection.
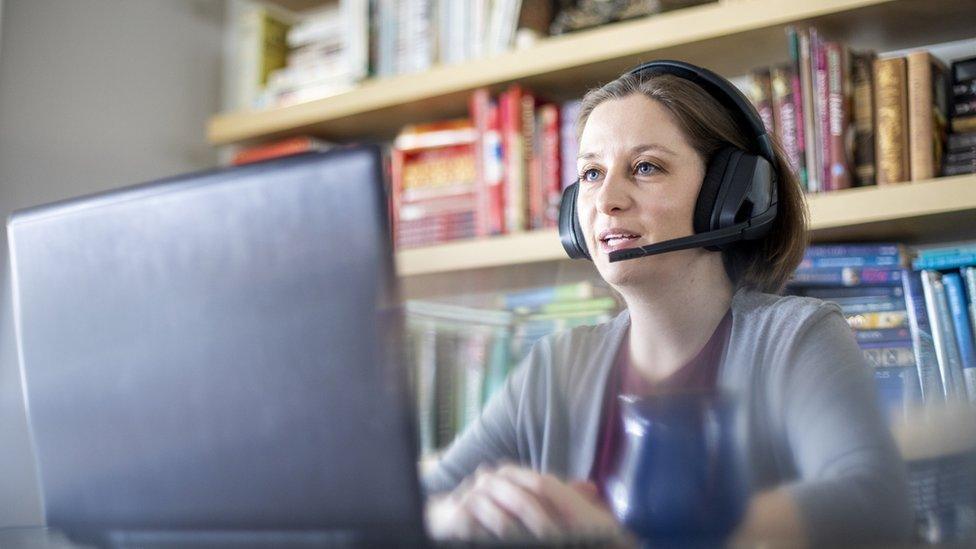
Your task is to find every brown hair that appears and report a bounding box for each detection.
[576,72,808,293]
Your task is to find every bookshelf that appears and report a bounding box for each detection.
[210,0,976,145]
[216,0,976,280]
[396,174,976,276]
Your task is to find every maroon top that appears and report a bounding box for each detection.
[589,310,733,497]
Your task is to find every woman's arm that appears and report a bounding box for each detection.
[761,304,913,546]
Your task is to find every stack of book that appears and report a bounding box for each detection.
[405,281,619,454]
[469,86,565,236]
[744,30,973,192]
[788,243,976,420]
[946,56,976,176]
[391,120,479,249]
[912,244,976,404]
[257,0,369,108]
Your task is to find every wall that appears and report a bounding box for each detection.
[0,0,225,526]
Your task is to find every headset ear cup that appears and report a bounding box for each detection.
[695,147,737,234]
[558,182,590,260]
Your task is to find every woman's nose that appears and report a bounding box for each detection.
[594,173,633,215]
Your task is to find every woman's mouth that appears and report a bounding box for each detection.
[598,231,641,253]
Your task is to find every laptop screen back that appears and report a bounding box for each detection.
[7,147,424,544]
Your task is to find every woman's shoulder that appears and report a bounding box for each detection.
[732,287,844,336]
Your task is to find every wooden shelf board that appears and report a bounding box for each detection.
[211,0,976,146]
[396,174,976,277]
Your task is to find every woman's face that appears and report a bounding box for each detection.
[576,94,708,288]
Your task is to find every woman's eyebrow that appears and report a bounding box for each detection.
[578,144,677,161]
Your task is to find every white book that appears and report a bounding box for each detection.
[921,270,968,402]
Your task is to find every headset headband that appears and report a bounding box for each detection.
[629,60,776,164]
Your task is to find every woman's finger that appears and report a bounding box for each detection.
[467,490,531,541]
[485,475,563,539]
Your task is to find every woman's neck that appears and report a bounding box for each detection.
[618,254,735,382]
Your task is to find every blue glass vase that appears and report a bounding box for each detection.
[604,391,749,545]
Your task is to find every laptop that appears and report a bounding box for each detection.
[7,146,428,547]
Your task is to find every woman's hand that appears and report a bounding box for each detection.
[425,464,635,546]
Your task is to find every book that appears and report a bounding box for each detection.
[913,253,976,271]
[920,270,968,402]
[964,267,976,351]
[906,51,949,181]
[874,56,911,184]
[500,281,596,310]
[851,51,877,186]
[236,6,292,110]
[826,42,853,190]
[560,100,582,190]
[814,33,832,191]
[790,266,904,287]
[830,295,906,314]
[948,131,976,150]
[771,64,804,184]
[952,115,976,133]
[847,311,908,329]
[799,254,903,269]
[537,103,562,228]
[902,270,945,403]
[798,28,821,193]
[747,68,776,135]
[501,85,527,233]
[231,136,333,165]
[797,285,904,300]
[861,342,916,368]
[942,273,976,402]
[854,327,912,344]
[785,27,809,191]
[804,243,903,258]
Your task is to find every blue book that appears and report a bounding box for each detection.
[797,286,903,299]
[902,270,945,404]
[915,243,976,261]
[804,243,903,258]
[943,273,976,402]
[854,328,912,344]
[912,253,976,271]
[799,255,903,269]
[964,267,976,344]
[790,267,904,287]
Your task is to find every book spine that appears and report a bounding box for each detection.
[771,64,803,183]
[943,273,976,402]
[539,104,562,228]
[854,327,912,344]
[874,57,911,184]
[791,266,904,287]
[921,271,968,402]
[560,100,582,190]
[747,69,776,135]
[799,29,820,193]
[862,346,916,368]
[851,51,877,186]
[502,281,594,310]
[831,296,905,314]
[949,132,976,150]
[815,35,832,191]
[469,89,491,237]
[912,253,976,271]
[804,243,901,257]
[502,86,526,233]
[964,267,976,344]
[798,285,903,299]
[902,270,945,403]
[907,52,936,181]
[827,42,853,190]
[847,310,908,329]
[799,254,903,269]
[786,27,809,190]
[521,92,541,230]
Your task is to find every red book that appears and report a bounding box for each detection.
[469,88,493,237]
[814,33,832,191]
[231,136,331,165]
[501,85,526,233]
[538,103,561,228]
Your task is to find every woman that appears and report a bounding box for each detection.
[423,62,912,546]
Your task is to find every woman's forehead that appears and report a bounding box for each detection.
[579,96,690,155]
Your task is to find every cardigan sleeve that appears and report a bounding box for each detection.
[777,303,913,545]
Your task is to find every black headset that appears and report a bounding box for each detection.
[558,60,779,263]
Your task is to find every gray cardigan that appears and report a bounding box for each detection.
[423,288,913,545]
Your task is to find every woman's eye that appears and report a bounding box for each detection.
[581,168,601,182]
[634,161,659,176]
